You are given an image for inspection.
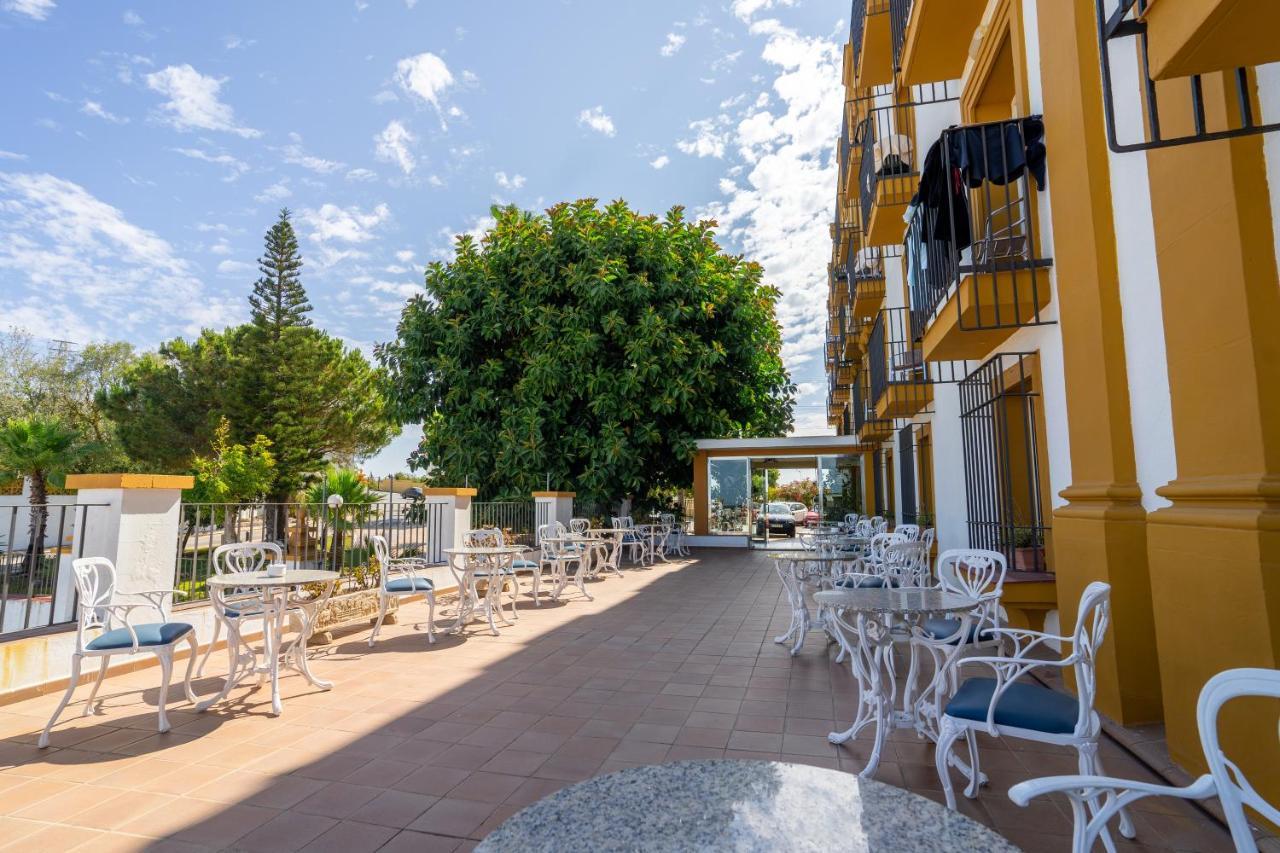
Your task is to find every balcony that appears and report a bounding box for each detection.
[894,0,987,86]
[906,116,1053,361]
[866,307,966,421]
[850,0,894,87]
[1138,0,1280,81]
[853,360,894,444]
[859,102,918,246]
[849,247,886,321]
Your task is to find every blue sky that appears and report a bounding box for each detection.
[0,0,845,475]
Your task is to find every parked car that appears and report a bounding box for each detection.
[785,502,808,523]
[755,502,797,537]
[804,510,821,527]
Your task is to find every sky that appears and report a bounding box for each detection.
[0,0,845,476]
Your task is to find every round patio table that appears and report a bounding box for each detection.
[196,569,339,716]
[443,546,522,636]
[476,759,1020,852]
[767,552,863,656]
[814,587,979,781]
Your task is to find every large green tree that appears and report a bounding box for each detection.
[249,208,311,340]
[378,200,794,500]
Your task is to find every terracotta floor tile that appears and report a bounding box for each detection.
[170,802,278,847]
[447,771,526,804]
[393,764,471,797]
[378,829,460,853]
[727,730,783,752]
[407,797,496,839]
[233,809,338,852]
[301,819,397,853]
[292,781,382,819]
[347,788,438,827]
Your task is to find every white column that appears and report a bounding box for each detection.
[532,491,575,541]
[66,474,191,598]
[424,487,476,554]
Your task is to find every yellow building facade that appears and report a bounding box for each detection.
[827,0,1280,810]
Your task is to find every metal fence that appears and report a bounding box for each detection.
[176,499,445,604]
[469,501,537,546]
[0,503,105,636]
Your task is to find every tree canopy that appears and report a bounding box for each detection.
[378,200,794,500]
[249,208,311,339]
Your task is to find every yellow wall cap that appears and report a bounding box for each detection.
[66,473,195,490]
[422,487,479,497]
[532,491,577,498]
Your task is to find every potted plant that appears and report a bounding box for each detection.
[1008,525,1044,572]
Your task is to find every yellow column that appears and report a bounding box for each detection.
[1034,0,1162,723]
[693,451,709,535]
[861,450,876,515]
[1144,71,1280,800]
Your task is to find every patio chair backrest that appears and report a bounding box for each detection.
[1065,581,1112,736]
[569,518,589,534]
[854,518,874,537]
[367,534,394,586]
[211,541,283,575]
[71,557,117,633]
[895,523,921,541]
[870,516,888,535]
[920,527,936,552]
[867,531,904,564]
[1196,668,1280,848]
[884,541,930,587]
[936,549,1007,600]
[844,513,858,528]
[611,516,635,530]
[465,528,506,548]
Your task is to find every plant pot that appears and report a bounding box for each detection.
[302,587,396,646]
[1013,546,1045,572]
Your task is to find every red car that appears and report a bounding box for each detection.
[804,510,821,527]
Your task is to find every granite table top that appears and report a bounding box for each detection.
[476,759,1021,853]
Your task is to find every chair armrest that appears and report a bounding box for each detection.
[114,589,183,619]
[985,626,1073,657]
[1010,773,1216,846]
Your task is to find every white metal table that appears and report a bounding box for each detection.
[581,528,626,578]
[768,552,863,656]
[197,569,339,716]
[814,587,981,780]
[443,546,521,636]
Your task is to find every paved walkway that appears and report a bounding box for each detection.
[0,549,1234,851]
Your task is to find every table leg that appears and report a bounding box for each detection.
[267,590,284,716]
[827,612,894,779]
[292,602,333,691]
[195,589,246,712]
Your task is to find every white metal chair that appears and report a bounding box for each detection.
[933,582,1137,850]
[895,523,921,541]
[882,540,931,588]
[611,515,645,562]
[870,516,888,535]
[40,557,197,747]
[569,517,589,535]
[921,527,936,553]
[1010,667,1280,853]
[195,541,290,678]
[367,533,435,647]
[539,522,590,601]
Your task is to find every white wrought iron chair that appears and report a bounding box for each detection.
[40,557,198,747]
[367,534,435,647]
[933,582,1137,850]
[465,528,520,620]
[195,541,291,678]
[1010,667,1280,853]
[870,516,889,535]
[882,540,931,588]
[660,513,688,557]
[895,523,922,541]
[569,517,590,535]
[920,527,936,553]
[611,515,645,562]
[539,522,591,602]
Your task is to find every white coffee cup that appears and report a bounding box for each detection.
[266,562,286,578]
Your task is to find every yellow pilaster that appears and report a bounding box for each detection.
[1144,71,1280,803]
[693,451,709,536]
[1034,0,1162,724]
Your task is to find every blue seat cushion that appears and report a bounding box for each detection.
[621,533,640,543]
[834,576,891,589]
[512,560,539,569]
[945,677,1079,735]
[920,617,994,645]
[385,577,434,592]
[87,622,193,651]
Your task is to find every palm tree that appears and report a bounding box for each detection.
[0,417,92,563]
[304,467,379,572]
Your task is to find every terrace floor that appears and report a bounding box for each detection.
[0,549,1236,852]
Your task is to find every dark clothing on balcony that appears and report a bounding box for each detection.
[951,117,1047,191]
[913,137,971,248]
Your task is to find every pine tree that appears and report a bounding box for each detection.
[249,208,311,339]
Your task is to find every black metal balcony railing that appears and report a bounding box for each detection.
[1095,0,1280,152]
[959,352,1049,572]
[859,102,918,243]
[889,0,913,72]
[867,307,966,415]
[906,116,1053,341]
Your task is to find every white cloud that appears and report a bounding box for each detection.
[395,249,415,263]
[394,52,455,127]
[144,64,260,138]
[171,147,249,181]
[209,239,232,255]
[0,150,27,160]
[650,154,670,170]
[345,167,377,182]
[374,119,416,175]
[494,171,525,190]
[216,259,254,276]
[0,172,234,341]
[676,115,732,158]
[223,34,255,50]
[660,32,687,57]
[80,100,128,124]
[122,9,142,25]
[730,0,795,22]
[577,106,616,137]
[254,179,291,203]
[3,0,54,21]
[298,202,391,244]
[281,141,343,174]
